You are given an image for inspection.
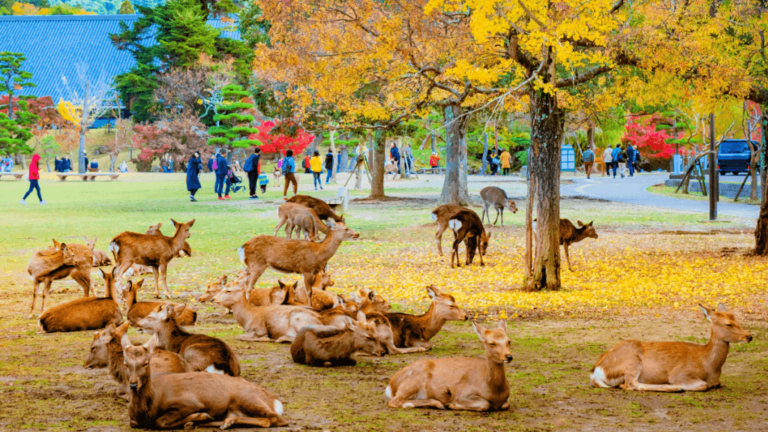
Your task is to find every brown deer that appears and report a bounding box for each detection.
[448,209,491,268]
[560,219,598,272]
[290,311,385,366]
[38,268,123,333]
[358,288,392,313]
[383,286,467,351]
[590,304,752,392]
[287,194,344,222]
[480,186,518,226]
[124,279,197,327]
[27,241,77,318]
[274,202,328,241]
[122,334,287,429]
[363,311,427,355]
[84,321,190,400]
[145,222,193,258]
[430,204,465,255]
[212,284,323,343]
[239,220,359,303]
[92,249,112,267]
[110,218,195,299]
[137,303,240,376]
[385,320,512,411]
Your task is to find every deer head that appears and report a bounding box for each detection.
[212,285,246,309]
[200,275,227,302]
[327,221,359,241]
[138,303,186,332]
[427,286,467,321]
[576,221,598,240]
[52,240,76,266]
[349,311,385,356]
[506,200,518,214]
[122,333,159,392]
[700,304,752,343]
[146,223,163,235]
[171,218,195,240]
[85,237,97,250]
[479,231,491,256]
[359,288,391,312]
[84,327,112,369]
[473,320,513,364]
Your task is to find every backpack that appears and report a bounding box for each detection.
[492,156,500,166]
[243,156,253,173]
[212,158,218,170]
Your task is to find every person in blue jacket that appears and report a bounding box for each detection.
[207,157,214,173]
[626,144,636,177]
[611,144,623,179]
[282,149,297,200]
[215,150,231,200]
[186,151,203,202]
[390,142,401,173]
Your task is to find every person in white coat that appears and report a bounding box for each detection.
[602,146,613,177]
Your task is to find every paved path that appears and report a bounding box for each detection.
[561,174,760,219]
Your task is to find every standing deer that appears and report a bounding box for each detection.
[480,186,518,226]
[27,240,77,318]
[560,219,598,272]
[124,279,197,327]
[274,202,325,241]
[145,222,193,258]
[287,194,344,222]
[448,209,491,268]
[430,204,464,255]
[590,304,752,392]
[385,320,512,411]
[122,334,287,429]
[290,311,385,366]
[239,221,359,304]
[110,218,195,299]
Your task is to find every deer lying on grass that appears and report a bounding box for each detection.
[358,288,392,313]
[431,204,465,255]
[84,321,190,400]
[290,311,385,366]
[122,334,287,430]
[480,186,518,226]
[590,304,752,392]
[239,221,359,304]
[560,219,598,272]
[383,286,467,351]
[124,279,197,327]
[110,218,195,299]
[212,284,323,343]
[287,194,344,222]
[448,209,491,268]
[363,311,427,355]
[385,320,512,411]
[274,202,328,241]
[38,269,122,333]
[277,272,338,310]
[27,239,95,318]
[137,303,240,376]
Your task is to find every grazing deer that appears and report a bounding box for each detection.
[239,220,359,303]
[385,320,512,411]
[448,209,491,268]
[275,202,328,241]
[84,321,190,400]
[430,204,465,255]
[590,304,752,392]
[212,284,322,343]
[38,268,123,333]
[290,311,385,366]
[124,279,197,327]
[27,241,77,318]
[287,194,344,222]
[137,303,240,376]
[384,286,467,351]
[560,219,598,272]
[110,218,195,299]
[480,186,518,226]
[122,334,287,429]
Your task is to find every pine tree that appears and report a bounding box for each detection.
[0,52,37,155]
[207,85,259,149]
[118,0,134,14]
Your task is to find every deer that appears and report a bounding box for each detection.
[145,222,193,258]
[83,321,191,400]
[274,202,328,241]
[447,208,491,268]
[122,334,287,430]
[290,311,385,366]
[358,288,392,313]
[360,310,427,355]
[110,218,195,299]
[212,284,323,343]
[385,320,512,411]
[430,204,465,255]
[590,304,752,392]
[124,279,197,327]
[560,219,598,272]
[38,268,123,333]
[277,274,338,310]
[480,186,518,226]
[239,220,359,304]
[137,303,241,376]
[287,194,344,222]
[383,286,467,351]
[27,239,95,318]
[92,249,112,267]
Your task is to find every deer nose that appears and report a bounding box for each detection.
[746,335,753,342]
[505,355,514,362]
[129,383,138,391]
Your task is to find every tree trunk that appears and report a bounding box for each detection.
[110,155,117,173]
[755,108,768,254]
[330,130,338,183]
[440,105,470,205]
[430,134,436,153]
[369,130,387,199]
[45,158,51,173]
[526,88,564,291]
[78,82,89,174]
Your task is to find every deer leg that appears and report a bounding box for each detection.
[493,208,500,225]
[238,333,274,342]
[409,340,434,350]
[447,394,492,411]
[478,242,485,267]
[245,265,267,290]
[39,279,53,316]
[274,335,295,343]
[465,240,471,265]
[274,217,287,237]
[216,416,273,429]
[481,206,487,224]
[72,270,91,297]
[156,412,213,429]
[151,267,161,298]
[302,273,315,304]
[28,280,41,319]
[160,263,172,299]
[500,208,504,227]
[563,244,573,272]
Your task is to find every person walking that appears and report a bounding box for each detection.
[429,151,440,174]
[303,153,311,174]
[324,149,334,184]
[602,146,613,177]
[186,151,203,202]
[20,154,47,205]
[310,150,323,190]
[626,143,636,177]
[215,150,231,200]
[490,150,500,175]
[390,142,401,174]
[402,143,414,174]
[611,144,624,178]
[282,149,298,199]
[583,147,595,179]
[244,147,261,200]
[500,148,511,175]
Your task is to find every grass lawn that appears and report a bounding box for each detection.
[1,174,767,431]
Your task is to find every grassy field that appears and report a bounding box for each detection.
[1,174,767,431]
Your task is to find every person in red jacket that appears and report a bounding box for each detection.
[20,154,47,205]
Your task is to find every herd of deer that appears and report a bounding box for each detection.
[21,191,753,428]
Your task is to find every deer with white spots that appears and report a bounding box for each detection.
[590,304,752,392]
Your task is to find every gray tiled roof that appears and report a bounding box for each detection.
[0,14,240,102]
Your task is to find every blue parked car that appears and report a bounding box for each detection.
[718,139,756,175]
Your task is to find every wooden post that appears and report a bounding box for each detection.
[709,113,717,220]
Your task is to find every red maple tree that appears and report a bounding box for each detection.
[248,120,314,156]
[622,115,681,159]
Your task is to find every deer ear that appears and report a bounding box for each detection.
[487,232,492,239]
[117,321,130,336]
[472,321,487,341]
[187,219,195,227]
[105,322,116,334]
[171,218,180,227]
[328,219,336,228]
[174,304,187,316]
[324,263,329,272]
[426,286,437,299]
[368,290,376,302]
[699,304,713,322]
[278,280,286,288]
[143,334,159,354]
[60,243,68,251]
[717,303,727,312]
[498,320,507,331]
[588,221,594,226]
[577,220,584,227]
[156,222,163,229]
[100,268,106,278]
[356,310,366,323]
[52,238,61,247]
[136,279,144,289]
[121,333,133,351]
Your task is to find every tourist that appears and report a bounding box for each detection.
[282,149,298,199]
[626,143,636,177]
[310,150,323,191]
[602,146,613,177]
[429,151,440,174]
[20,154,47,205]
[490,150,500,175]
[303,153,311,174]
[186,151,202,202]
[611,144,623,178]
[583,147,595,179]
[500,147,511,175]
[3,155,14,172]
[215,149,231,200]
[258,171,270,193]
[324,149,334,184]
[83,152,89,171]
[207,157,214,173]
[390,142,401,174]
[244,147,261,200]
[54,157,61,172]
[403,143,414,174]
[119,160,129,173]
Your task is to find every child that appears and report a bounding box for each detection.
[429,152,440,174]
[258,172,270,193]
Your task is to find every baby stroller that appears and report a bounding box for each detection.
[227,168,246,194]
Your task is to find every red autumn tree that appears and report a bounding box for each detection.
[248,120,313,157]
[623,115,682,160]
